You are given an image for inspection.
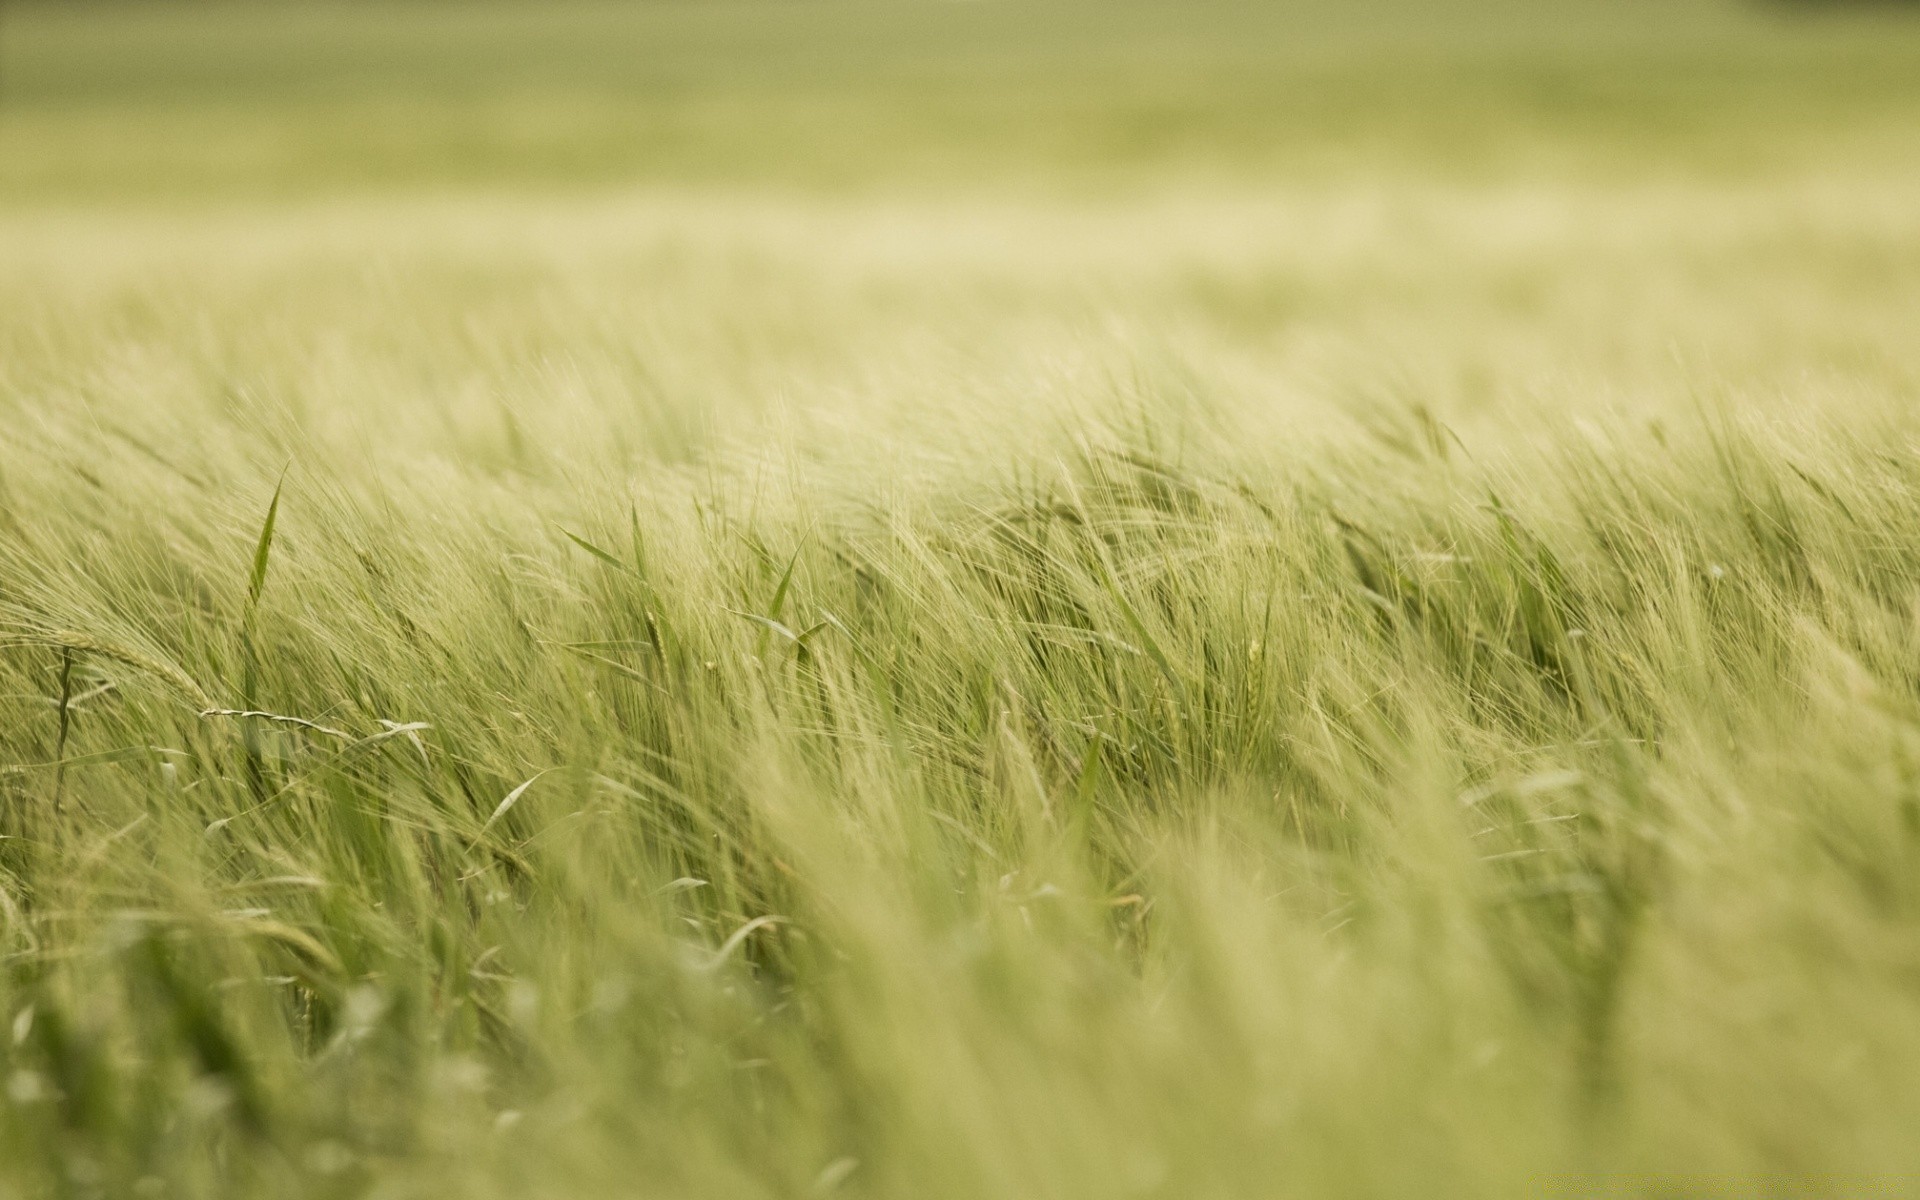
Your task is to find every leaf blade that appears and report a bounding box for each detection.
[246,475,285,612]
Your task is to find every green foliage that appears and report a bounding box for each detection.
[4,1,1920,1197]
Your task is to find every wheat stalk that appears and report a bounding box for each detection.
[0,631,215,710]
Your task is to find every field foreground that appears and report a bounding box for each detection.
[6,2,1920,1197]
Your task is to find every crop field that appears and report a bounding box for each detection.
[4,1,1920,1195]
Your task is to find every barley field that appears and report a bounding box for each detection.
[5,1,1920,1196]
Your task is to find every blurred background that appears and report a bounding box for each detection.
[4,0,1920,202]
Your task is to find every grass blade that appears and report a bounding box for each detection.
[246,475,285,613]
[560,526,635,575]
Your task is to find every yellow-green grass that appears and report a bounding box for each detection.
[5,1,1920,1196]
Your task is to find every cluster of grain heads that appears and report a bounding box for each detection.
[6,394,1920,1192]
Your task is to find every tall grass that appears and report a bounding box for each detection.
[6,1,1920,1196]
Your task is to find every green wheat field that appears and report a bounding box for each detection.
[5,1,1920,1195]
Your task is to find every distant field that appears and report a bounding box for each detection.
[6,2,1920,1197]
[7,0,1920,195]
